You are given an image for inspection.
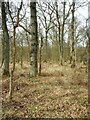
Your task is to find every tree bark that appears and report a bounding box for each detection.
[45,29,48,62]
[30,2,38,77]
[1,2,10,76]
[20,39,23,68]
[9,26,16,100]
[70,1,76,68]
[39,35,43,75]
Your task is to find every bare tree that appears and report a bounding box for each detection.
[38,2,54,62]
[7,1,23,99]
[55,1,72,65]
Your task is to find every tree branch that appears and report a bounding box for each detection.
[19,24,31,34]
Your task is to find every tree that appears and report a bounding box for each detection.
[7,1,23,71]
[70,0,76,68]
[38,1,54,62]
[55,1,72,65]
[30,1,38,77]
[7,1,23,99]
[1,2,10,76]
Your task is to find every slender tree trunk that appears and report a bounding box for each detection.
[20,47,23,68]
[7,1,23,100]
[45,29,48,62]
[44,16,48,62]
[39,35,43,75]
[61,1,66,65]
[20,39,23,68]
[55,24,60,61]
[67,27,70,62]
[58,26,62,64]
[1,2,10,76]
[30,2,38,77]
[69,31,72,64]
[13,27,16,72]
[25,19,30,63]
[70,1,75,68]
[55,1,61,63]
[9,26,16,100]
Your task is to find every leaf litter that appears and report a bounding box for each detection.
[2,63,88,118]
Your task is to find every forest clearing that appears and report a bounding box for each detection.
[2,62,88,118]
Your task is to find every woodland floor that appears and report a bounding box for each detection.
[2,62,88,118]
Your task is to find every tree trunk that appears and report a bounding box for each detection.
[25,19,30,63]
[58,23,61,63]
[45,29,48,62]
[55,1,61,63]
[61,1,66,65]
[70,1,75,68]
[9,26,16,100]
[13,26,16,72]
[20,39,23,68]
[1,2,10,76]
[30,2,38,77]
[39,35,43,75]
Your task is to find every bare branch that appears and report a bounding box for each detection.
[19,24,31,34]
